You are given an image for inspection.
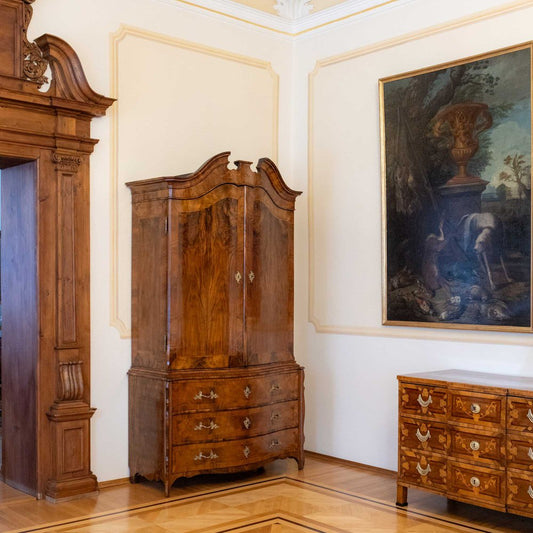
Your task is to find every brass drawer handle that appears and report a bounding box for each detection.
[194,450,218,461]
[235,271,242,284]
[270,384,281,393]
[417,394,432,408]
[470,440,480,451]
[194,390,218,400]
[527,409,533,424]
[248,271,255,283]
[528,485,533,499]
[269,439,281,448]
[416,462,431,476]
[243,417,252,429]
[194,420,219,431]
[244,386,252,398]
[270,412,281,422]
[416,428,431,443]
[529,447,533,461]
[470,476,480,487]
[243,446,250,458]
[470,403,481,414]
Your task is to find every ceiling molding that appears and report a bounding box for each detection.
[155,0,414,36]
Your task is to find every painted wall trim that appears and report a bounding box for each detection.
[109,24,279,338]
[308,0,533,345]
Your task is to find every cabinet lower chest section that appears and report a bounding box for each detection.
[129,365,304,494]
[397,370,533,519]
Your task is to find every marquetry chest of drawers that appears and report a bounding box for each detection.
[397,369,533,518]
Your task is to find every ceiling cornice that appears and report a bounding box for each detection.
[158,0,415,36]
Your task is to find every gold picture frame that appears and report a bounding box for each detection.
[380,42,533,332]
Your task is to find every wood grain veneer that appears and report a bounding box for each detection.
[127,153,304,496]
[398,369,533,519]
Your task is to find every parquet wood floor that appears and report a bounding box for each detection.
[1,454,532,532]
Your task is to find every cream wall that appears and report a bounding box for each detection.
[295,0,533,470]
[30,0,294,481]
[26,0,533,482]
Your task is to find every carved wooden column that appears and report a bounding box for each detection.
[0,0,114,499]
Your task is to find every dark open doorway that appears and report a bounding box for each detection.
[0,159,38,495]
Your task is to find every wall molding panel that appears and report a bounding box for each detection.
[307,0,533,346]
[109,25,279,338]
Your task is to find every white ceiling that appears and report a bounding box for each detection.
[174,0,413,35]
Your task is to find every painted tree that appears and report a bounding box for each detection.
[499,153,531,200]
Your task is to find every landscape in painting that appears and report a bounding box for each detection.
[381,45,532,330]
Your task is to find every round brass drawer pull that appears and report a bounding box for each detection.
[470,403,481,414]
[470,476,480,487]
[470,440,480,451]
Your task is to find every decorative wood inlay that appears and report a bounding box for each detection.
[58,361,84,401]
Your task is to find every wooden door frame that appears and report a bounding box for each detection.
[0,0,113,500]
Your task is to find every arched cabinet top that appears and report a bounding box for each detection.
[127,152,302,211]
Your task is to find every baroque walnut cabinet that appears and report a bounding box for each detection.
[397,369,533,519]
[127,152,304,495]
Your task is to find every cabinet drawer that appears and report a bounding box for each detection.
[508,396,533,433]
[399,384,447,420]
[507,433,533,471]
[398,450,446,491]
[449,426,505,468]
[507,469,533,512]
[448,390,504,428]
[172,372,299,413]
[172,401,299,444]
[399,417,447,454]
[171,428,299,475]
[448,461,505,507]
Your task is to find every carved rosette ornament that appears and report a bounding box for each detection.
[22,0,49,87]
[53,152,82,173]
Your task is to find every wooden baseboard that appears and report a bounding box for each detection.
[304,450,397,477]
[97,454,396,489]
[98,477,131,489]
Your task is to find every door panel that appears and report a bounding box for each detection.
[245,187,294,365]
[1,161,38,495]
[169,185,244,369]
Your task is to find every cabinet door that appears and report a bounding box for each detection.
[245,187,294,365]
[169,185,244,369]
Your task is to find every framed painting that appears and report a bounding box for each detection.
[380,43,533,331]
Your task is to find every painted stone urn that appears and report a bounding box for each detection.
[432,102,492,186]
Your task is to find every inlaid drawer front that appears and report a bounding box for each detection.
[449,427,505,467]
[399,418,447,454]
[507,433,533,471]
[172,372,299,413]
[172,401,299,444]
[171,428,299,474]
[448,391,504,427]
[507,470,533,511]
[508,397,533,433]
[448,462,505,506]
[398,450,446,491]
[399,384,447,420]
